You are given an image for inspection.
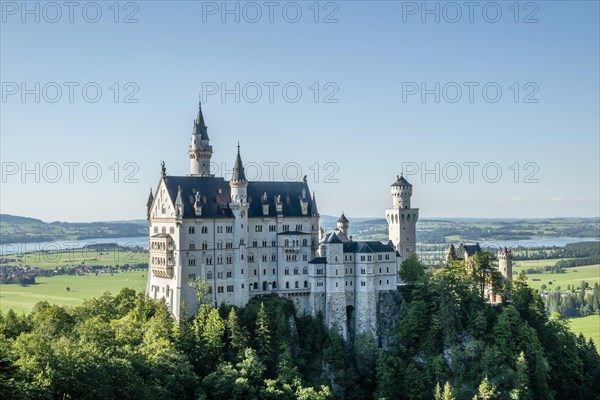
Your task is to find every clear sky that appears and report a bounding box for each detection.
[1,0,598,222]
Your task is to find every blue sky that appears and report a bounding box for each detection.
[1,1,598,221]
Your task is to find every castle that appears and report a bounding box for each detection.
[445,243,513,303]
[145,103,418,340]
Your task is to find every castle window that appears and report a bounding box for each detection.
[170,227,174,234]
[286,282,290,289]
[217,286,224,293]
[271,254,276,261]
[294,267,299,275]
[296,224,302,231]
[336,282,338,287]
[201,226,208,234]
[206,271,213,279]
[217,226,223,234]
[241,269,244,275]
[226,226,233,233]
[188,258,196,267]
[378,255,382,261]
[379,268,381,273]
[255,225,263,232]
[262,240,267,247]
[272,240,277,247]
[379,280,382,285]
[272,281,277,289]
[304,281,308,288]
[273,269,275,274]
[285,268,290,275]
[284,239,289,247]
[253,282,258,290]
[263,269,266,275]
[254,269,257,275]
[241,284,245,289]
[227,257,232,264]
[361,268,366,274]
[387,267,389,273]
[387,279,389,284]
[253,241,258,247]
[207,257,213,265]
[217,272,223,279]
[154,227,158,233]
[385,254,390,260]
[217,256,223,265]
[248,255,255,263]
[189,243,195,250]
[303,239,308,246]
[262,255,267,262]
[303,267,308,274]
[189,273,196,281]
[360,256,365,261]
[189,226,195,234]
[317,281,323,287]
[162,227,166,234]
[269,225,276,232]
[227,271,232,278]
[202,242,208,250]
[295,281,299,288]
[317,268,324,275]
[283,224,289,231]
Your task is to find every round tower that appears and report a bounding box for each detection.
[498,247,513,280]
[391,174,412,209]
[188,102,213,176]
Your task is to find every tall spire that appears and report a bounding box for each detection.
[193,100,209,140]
[312,191,319,216]
[232,142,246,182]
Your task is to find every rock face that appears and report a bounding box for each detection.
[377,289,404,349]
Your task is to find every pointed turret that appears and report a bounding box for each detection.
[146,188,154,219]
[337,212,349,236]
[193,101,209,140]
[232,143,246,182]
[312,191,319,216]
[230,143,248,204]
[189,100,213,176]
[175,186,184,218]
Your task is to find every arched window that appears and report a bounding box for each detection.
[189,226,195,234]
[303,239,308,246]
[304,281,308,288]
[263,281,268,291]
[294,281,299,289]
[286,282,290,289]
[272,281,277,289]
[189,243,195,250]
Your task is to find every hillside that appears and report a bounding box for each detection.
[0,214,147,244]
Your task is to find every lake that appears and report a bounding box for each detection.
[0,236,148,256]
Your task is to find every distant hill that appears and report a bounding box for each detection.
[0,214,147,244]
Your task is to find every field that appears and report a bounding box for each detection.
[517,264,599,291]
[0,270,147,314]
[568,315,600,349]
[2,249,148,269]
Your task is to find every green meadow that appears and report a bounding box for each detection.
[0,271,147,314]
[517,264,599,291]
[3,249,147,269]
[568,315,600,349]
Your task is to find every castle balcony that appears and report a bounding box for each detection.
[283,246,301,254]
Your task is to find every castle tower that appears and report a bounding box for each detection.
[385,174,419,265]
[337,212,349,237]
[498,247,513,280]
[323,233,347,340]
[188,102,213,176]
[229,144,250,306]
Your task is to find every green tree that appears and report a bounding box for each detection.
[399,252,426,286]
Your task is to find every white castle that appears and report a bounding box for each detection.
[145,103,418,340]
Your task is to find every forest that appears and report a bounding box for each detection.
[1,253,599,400]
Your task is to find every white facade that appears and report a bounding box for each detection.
[146,103,416,339]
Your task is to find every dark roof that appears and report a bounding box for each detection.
[456,243,482,258]
[161,176,317,219]
[232,145,246,182]
[163,176,234,219]
[146,189,154,207]
[323,232,343,244]
[193,103,209,140]
[391,174,412,187]
[337,213,349,223]
[343,240,395,253]
[309,257,327,264]
[247,181,316,218]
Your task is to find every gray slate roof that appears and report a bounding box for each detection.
[391,174,412,187]
[161,176,316,219]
